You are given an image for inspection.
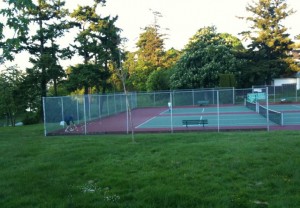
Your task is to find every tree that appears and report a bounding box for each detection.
[125,10,168,91]
[146,68,172,91]
[145,48,181,91]
[170,26,245,89]
[0,0,72,119]
[239,0,299,84]
[127,25,165,91]
[69,0,121,94]
[66,64,109,93]
[0,66,25,126]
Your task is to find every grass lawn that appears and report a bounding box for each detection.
[0,125,299,208]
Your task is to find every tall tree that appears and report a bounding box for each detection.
[69,0,121,94]
[0,0,72,118]
[170,26,245,89]
[125,10,167,91]
[146,48,181,91]
[239,0,299,84]
[128,26,165,91]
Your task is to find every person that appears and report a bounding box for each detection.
[168,101,172,112]
[64,115,77,132]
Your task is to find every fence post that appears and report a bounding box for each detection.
[83,95,87,135]
[43,97,47,136]
[61,97,64,127]
[98,95,101,119]
[76,98,79,124]
[106,95,109,115]
[192,89,195,106]
[232,87,235,105]
[170,91,173,133]
[217,90,220,132]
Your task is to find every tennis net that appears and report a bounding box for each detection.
[245,100,257,111]
[258,105,283,125]
[246,100,283,125]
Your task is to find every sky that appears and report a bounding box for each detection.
[1,0,300,70]
[76,0,300,50]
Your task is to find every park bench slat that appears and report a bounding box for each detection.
[182,119,208,127]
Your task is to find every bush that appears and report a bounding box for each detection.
[22,112,40,125]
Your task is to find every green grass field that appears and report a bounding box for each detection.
[0,125,299,208]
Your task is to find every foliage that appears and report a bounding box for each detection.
[69,1,121,94]
[0,0,72,121]
[66,64,110,93]
[219,74,236,87]
[0,66,26,126]
[144,48,181,91]
[22,112,39,125]
[127,25,166,91]
[240,0,299,84]
[146,68,172,91]
[170,26,245,89]
[124,22,180,92]
[136,26,165,67]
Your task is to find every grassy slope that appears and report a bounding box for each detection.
[0,125,299,208]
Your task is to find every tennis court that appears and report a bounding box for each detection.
[136,106,267,129]
[43,87,300,135]
[134,103,300,131]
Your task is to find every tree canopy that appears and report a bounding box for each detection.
[240,0,299,84]
[68,1,121,94]
[170,26,245,89]
[0,0,299,123]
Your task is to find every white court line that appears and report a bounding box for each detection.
[200,108,204,120]
[136,108,171,128]
[136,116,158,128]
[160,109,169,114]
[292,105,300,109]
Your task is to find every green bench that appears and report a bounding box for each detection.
[197,100,209,106]
[182,119,208,127]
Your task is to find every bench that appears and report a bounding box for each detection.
[182,119,208,127]
[197,100,209,106]
[280,98,292,103]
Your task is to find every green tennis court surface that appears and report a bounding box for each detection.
[136,104,300,129]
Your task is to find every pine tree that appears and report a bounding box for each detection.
[240,0,298,84]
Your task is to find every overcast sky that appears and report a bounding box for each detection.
[70,0,300,50]
[1,0,300,69]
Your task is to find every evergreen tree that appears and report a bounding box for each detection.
[0,0,72,119]
[69,0,121,94]
[129,25,165,91]
[240,0,299,84]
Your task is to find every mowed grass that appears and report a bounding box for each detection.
[0,125,299,208]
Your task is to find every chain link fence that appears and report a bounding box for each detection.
[43,85,299,136]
